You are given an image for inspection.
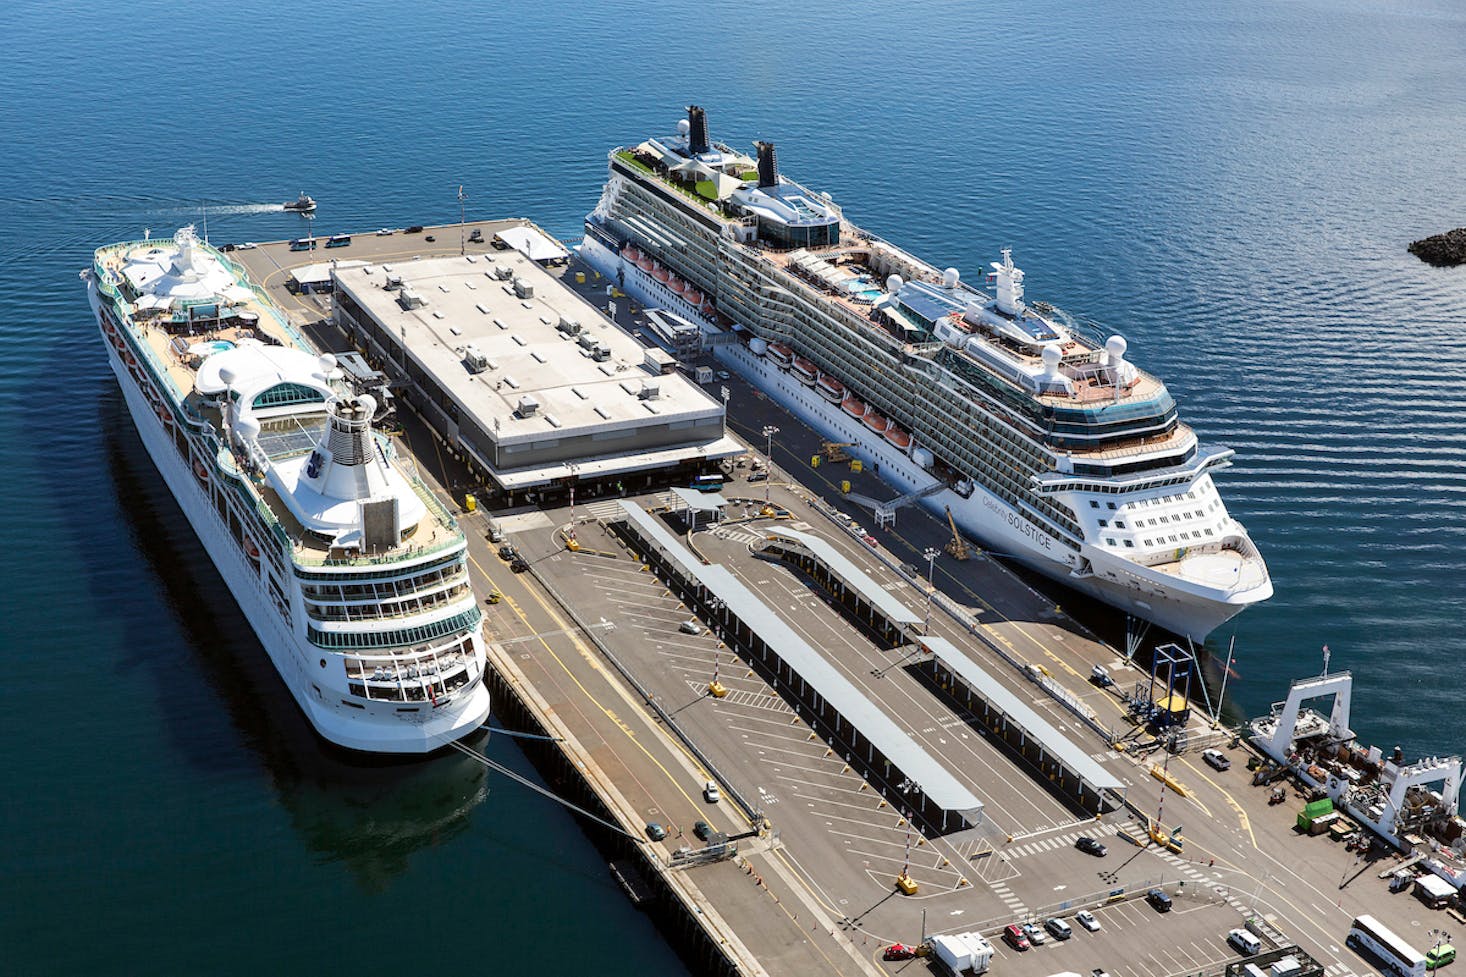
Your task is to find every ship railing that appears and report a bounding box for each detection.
[307,585,473,624]
[343,635,479,703]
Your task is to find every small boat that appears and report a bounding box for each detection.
[817,373,845,403]
[652,264,671,284]
[883,424,911,450]
[791,356,818,385]
[841,395,866,418]
[862,408,890,434]
[669,276,687,294]
[637,256,655,272]
[283,191,316,213]
[684,288,703,306]
[768,343,793,367]
[623,244,641,263]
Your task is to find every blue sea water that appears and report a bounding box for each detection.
[4,0,1465,971]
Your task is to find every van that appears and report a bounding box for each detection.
[1228,928,1262,955]
[1044,917,1073,940]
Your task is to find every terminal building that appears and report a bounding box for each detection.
[331,227,742,503]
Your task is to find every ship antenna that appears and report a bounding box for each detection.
[201,199,208,245]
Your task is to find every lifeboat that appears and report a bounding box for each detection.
[862,409,890,434]
[192,459,211,482]
[768,343,793,367]
[622,244,641,263]
[669,276,687,294]
[700,299,715,315]
[637,256,654,272]
[244,536,261,561]
[817,374,845,403]
[883,424,912,450]
[841,395,866,418]
[684,288,703,306]
[652,264,671,284]
[791,357,818,385]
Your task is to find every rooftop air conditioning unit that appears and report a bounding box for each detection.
[557,315,582,336]
[516,394,540,418]
[384,274,404,291]
[463,344,489,373]
[638,379,661,400]
[591,343,611,362]
[512,277,534,298]
[494,265,513,280]
[398,288,426,310]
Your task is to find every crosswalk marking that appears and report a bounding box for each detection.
[1001,822,1122,860]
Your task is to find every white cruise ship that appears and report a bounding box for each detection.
[581,106,1271,642]
[85,227,490,753]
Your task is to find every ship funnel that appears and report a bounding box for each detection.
[755,141,779,188]
[686,104,710,155]
[306,394,392,505]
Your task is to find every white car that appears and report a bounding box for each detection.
[1202,748,1232,771]
[679,620,703,635]
[703,781,720,803]
[1021,922,1047,945]
[1075,910,1100,932]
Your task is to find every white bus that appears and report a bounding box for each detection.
[1347,915,1426,977]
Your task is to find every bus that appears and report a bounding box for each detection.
[691,473,725,493]
[1347,915,1426,977]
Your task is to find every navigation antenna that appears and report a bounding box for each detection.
[201,200,208,244]
[458,184,468,256]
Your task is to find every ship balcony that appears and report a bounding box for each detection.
[1032,442,1232,496]
[343,640,479,704]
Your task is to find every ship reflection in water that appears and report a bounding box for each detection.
[104,400,490,888]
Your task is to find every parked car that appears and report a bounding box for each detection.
[1022,922,1047,945]
[1228,928,1262,955]
[645,822,667,841]
[1045,918,1073,941]
[498,544,517,561]
[679,620,703,635]
[1075,910,1100,932]
[1090,664,1113,687]
[882,943,915,961]
[1202,748,1231,771]
[716,370,730,381]
[509,557,529,573]
[1426,943,1456,969]
[703,780,720,803]
[746,471,768,483]
[1075,836,1108,857]
[693,820,712,841]
[1146,888,1173,912]
[1002,924,1030,951]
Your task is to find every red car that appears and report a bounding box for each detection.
[1003,924,1031,951]
[882,944,915,961]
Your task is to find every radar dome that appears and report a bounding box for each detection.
[886,274,905,294]
[318,353,337,373]
[356,394,377,419]
[218,365,238,388]
[942,267,960,289]
[677,119,691,136]
[1105,335,1128,360]
[234,413,261,442]
[1041,345,1062,370]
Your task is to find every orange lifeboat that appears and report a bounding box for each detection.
[244,536,261,561]
[669,276,687,294]
[684,288,703,306]
[862,409,890,434]
[768,343,793,367]
[817,374,845,403]
[883,424,912,450]
[193,459,211,482]
[637,256,654,272]
[652,265,671,284]
[791,356,818,385]
[841,395,866,418]
[623,244,641,263]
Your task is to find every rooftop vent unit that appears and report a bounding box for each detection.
[557,315,582,336]
[516,394,540,418]
[638,379,661,401]
[755,140,779,188]
[576,332,597,349]
[384,274,405,291]
[591,342,611,362]
[398,288,426,310]
[513,277,534,298]
[462,344,489,374]
[493,265,513,281]
[687,104,710,156]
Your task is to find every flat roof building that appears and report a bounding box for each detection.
[332,226,741,494]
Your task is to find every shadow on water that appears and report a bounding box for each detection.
[93,388,492,889]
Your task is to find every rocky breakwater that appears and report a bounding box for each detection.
[1408,227,1466,267]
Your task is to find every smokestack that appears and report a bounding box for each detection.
[755,141,779,189]
[687,105,710,156]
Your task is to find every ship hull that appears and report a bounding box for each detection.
[92,289,490,753]
[584,236,1249,643]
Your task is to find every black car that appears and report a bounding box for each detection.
[404,225,425,234]
[498,544,517,560]
[510,557,529,573]
[1146,888,1173,912]
[1075,836,1108,857]
[693,820,712,841]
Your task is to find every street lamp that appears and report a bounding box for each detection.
[1429,929,1452,973]
[565,462,580,549]
[762,425,779,506]
[923,547,940,631]
[707,598,728,698]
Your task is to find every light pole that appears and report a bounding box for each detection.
[565,462,580,548]
[708,598,728,698]
[762,425,779,506]
[923,547,940,630]
[458,184,468,255]
[1429,929,1452,973]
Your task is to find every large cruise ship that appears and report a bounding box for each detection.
[582,106,1271,642]
[85,227,491,753]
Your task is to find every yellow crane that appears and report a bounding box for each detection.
[822,441,855,463]
[944,506,970,561]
